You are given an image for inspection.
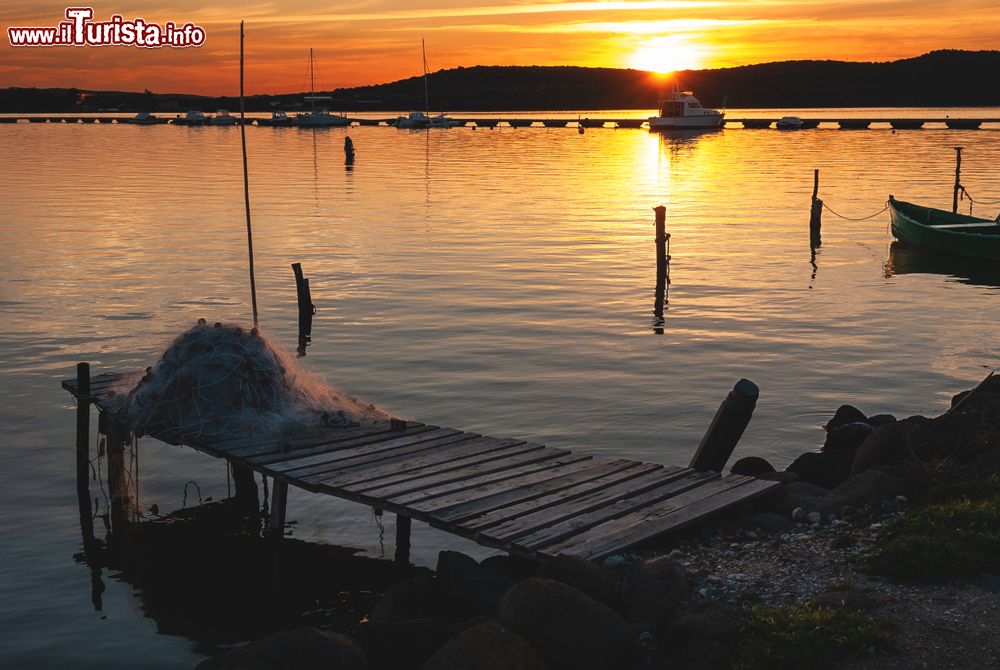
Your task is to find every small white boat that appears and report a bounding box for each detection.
[647,83,724,130]
[294,49,351,128]
[268,110,293,127]
[128,112,159,125]
[776,116,805,130]
[208,109,239,126]
[177,110,207,126]
[395,39,459,129]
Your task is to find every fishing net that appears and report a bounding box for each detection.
[113,320,390,442]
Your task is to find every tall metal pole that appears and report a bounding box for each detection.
[952,146,963,214]
[422,37,429,114]
[240,20,259,328]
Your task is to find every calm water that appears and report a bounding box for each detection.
[2,109,1000,667]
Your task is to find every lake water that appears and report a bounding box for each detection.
[2,109,1000,667]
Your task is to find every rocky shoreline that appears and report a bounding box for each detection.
[198,376,1000,670]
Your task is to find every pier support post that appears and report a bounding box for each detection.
[810,169,822,247]
[689,379,759,472]
[652,206,671,335]
[395,514,411,564]
[952,146,963,214]
[232,462,260,514]
[105,416,133,533]
[270,479,288,536]
[75,362,96,550]
[292,262,315,357]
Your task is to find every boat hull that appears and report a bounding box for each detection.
[648,113,725,130]
[889,198,1000,261]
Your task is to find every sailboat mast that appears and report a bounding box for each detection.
[422,38,429,114]
[309,48,315,111]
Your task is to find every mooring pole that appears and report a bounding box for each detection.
[105,417,132,534]
[395,514,412,564]
[952,146,963,214]
[653,206,667,281]
[239,20,259,328]
[292,262,315,357]
[689,379,759,472]
[75,362,96,549]
[344,136,355,165]
[810,169,822,248]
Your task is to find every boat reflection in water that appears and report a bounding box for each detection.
[885,241,1000,288]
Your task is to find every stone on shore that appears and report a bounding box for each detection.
[498,578,635,670]
[825,405,868,431]
[828,470,902,510]
[730,456,776,476]
[197,628,367,670]
[786,451,853,490]
[619,558,690,623]
[436,551,514,618]
[534,554,621,612]
[421,622,548,670]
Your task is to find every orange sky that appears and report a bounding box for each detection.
[2,1,998,95]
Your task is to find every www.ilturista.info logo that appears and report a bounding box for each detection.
[8,7,206,48]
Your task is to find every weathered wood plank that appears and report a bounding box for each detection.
[514,474,742,552]
[263,428,463,474]
[309,440,547,489]
[427,460,657,522]
[334,445,566,495]
[373,453,594,503]
[544,477,780,560]
[479,469,715,546]
[403,457,625,513]
[224,421,425,458]
[246,424,433,464]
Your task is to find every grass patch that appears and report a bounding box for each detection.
[735,604,891,670]
[864,476,1000,582]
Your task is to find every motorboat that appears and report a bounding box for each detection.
[776,116,805,130]
[208,109,239,126]
[128,112,160,125]
[176,110,207,126]
[647,83,724,130]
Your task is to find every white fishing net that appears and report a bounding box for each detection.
[115,320,390,442]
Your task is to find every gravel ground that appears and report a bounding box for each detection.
[637,506,1000,669]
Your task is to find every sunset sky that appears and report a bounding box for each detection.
[2,1,998,95]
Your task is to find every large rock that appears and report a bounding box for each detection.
[436,551,514,618]
[197,628,367,670]
[825,405,868,431]
[827,470,902,510]
[534,554,621,612]
[786,450,853,490]
[730,456,775,476]
[368,575,438,623]
[850,420,919,476]
[619,558,690,623]
[822,422,874,453]
[363,617,449,670]
[421,622,548,670]
[480,555,542,580]
[498,578,635,670]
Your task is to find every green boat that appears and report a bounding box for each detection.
[888,196,1000,260]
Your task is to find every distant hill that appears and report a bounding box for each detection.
[3,50,1000,113]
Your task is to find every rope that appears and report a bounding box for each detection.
[959,186,1000,206]
[821,201,891,221]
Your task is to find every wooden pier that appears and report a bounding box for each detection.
[64,368,778,563]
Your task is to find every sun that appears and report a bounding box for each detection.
[628,36,706,74]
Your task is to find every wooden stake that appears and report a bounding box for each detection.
[810,169,822,248]
[75,362,95,549]
[952,146,963,214]
[105,417,132,533]
[292,262,315,357]
[239,20,259,328]
[689,379,759,472]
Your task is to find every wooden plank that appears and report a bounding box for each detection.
[246,424,433,464]
[426,460,658,522]
[479,469,715,546]
[224,421,425,458]
[262,428,463,474]
[334,445,565,494]
[306,439,541,488]
[515,474,744,553]
[544,477,780,560]
[374,453,594,504]
[402,457,624,513]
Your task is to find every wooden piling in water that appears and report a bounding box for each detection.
[344,136,355,164]
[292,262,315,357]
[953,147,963,214]
[105,417,132,532]
[689,379,759,472]
[653,206,671,335]
[810,169,822,247]
[395,515,412,564]
[75,362,96,549]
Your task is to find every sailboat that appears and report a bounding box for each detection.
[295,49,350,128]
[395,39,460,129]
